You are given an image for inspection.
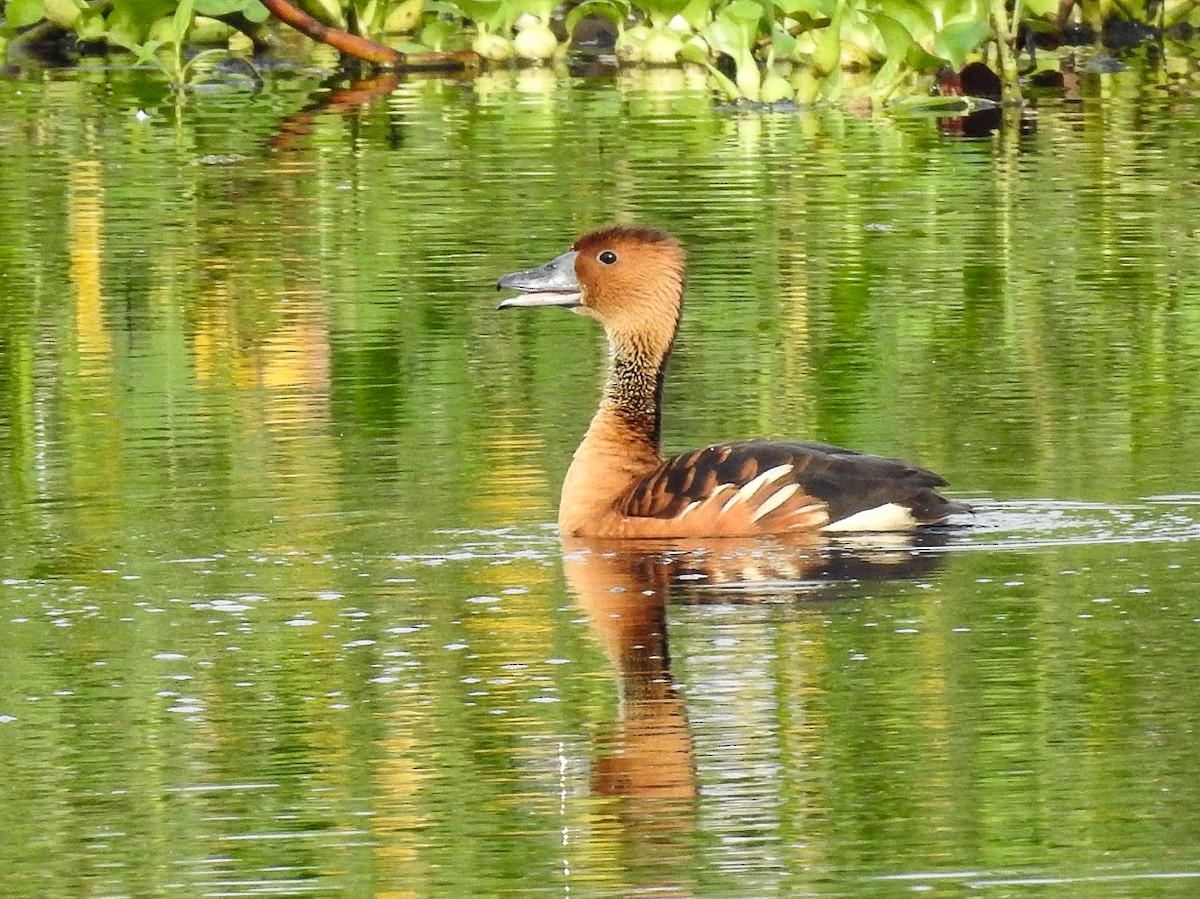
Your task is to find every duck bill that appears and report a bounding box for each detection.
[497,250,582,309]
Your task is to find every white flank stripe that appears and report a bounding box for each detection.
[723,465,791,514]
[790,503,824,516]
[677,500,701,520]
[760,463,795,485]
[751,483,800,522]
[823,502,919,532]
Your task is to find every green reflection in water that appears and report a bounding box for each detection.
[1,67,1200,896]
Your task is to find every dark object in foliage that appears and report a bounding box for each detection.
[1103,16,1158,49]
[1028,69,1066,90]
[936,61,1001,101]
[958,61,1003,100]
[1062,22,1098,44]
[571,14,618,52]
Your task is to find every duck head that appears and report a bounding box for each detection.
[497,225,686,356]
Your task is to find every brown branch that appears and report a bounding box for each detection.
[258,0,477,70]
[259,0,402,64]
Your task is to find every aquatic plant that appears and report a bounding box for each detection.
[132,0,248,85]
[4,0,1197,105]
[680,0,1001,105]
[6,0,269,51]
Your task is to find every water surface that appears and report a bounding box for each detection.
[2,65,1200,896]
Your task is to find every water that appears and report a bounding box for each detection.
[2,63,1200,895]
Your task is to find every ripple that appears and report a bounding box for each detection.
[944,497,1200,551]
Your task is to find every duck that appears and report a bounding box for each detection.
[497,225,968,539]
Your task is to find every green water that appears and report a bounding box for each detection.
[2,65,1200,896]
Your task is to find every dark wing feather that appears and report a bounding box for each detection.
[619,439,967,527]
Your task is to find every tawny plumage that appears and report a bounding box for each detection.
[497,225,968,539]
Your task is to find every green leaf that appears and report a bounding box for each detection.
[7,0,48,28]
[419,15,459,48]
[1023,0,1058,15]
[193,0,254,15]
[873,0,935,41]
[939,0,985,20]
[772,0,828,17]
[721,0,765,28]
[863,10,913,63]
[132,37,169,65]
[242,1,270,22]
[703,61,743,100]
[934,18,989,69]
[356,0,379,28]
[810,11,841,77]
[792,66,821,103]
[676,0,710,29]
[440,0,500,23]
[111,0,175,34]
[701,2,764,100]
[106,4,151,47]
[770,25,796,57]
[676,36,707,63]
[734,52,760,98]
[74,4,108,39]
[702,17,745,57]
[702,0,762,56]
[906,43,947,72]
[635,0,695,28]
[760,70,793,102]
[40,0,82,29]
[173,0,196,39]
[862,11,914,97]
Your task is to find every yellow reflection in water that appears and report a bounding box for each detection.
[468,427,552,523]
[65,158,123,546]
[775,216,814,430]
[185,188,340,544]
[189,278,239,387]
[69,159,111,366]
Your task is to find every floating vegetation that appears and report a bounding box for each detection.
[3,0,1199,104]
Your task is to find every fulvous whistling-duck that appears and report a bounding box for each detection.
[497,225,968,539]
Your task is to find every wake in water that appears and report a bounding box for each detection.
[440,495,1200,560]
[941,495,1200,551]
[425,495,1200,598]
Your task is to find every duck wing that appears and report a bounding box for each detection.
[618,439,968,534]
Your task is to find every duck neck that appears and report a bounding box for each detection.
[595,331,673,454]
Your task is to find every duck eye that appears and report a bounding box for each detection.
[598,250,618,265]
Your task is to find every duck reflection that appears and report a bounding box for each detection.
[563,535,949,802]
[565,540,694,800]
